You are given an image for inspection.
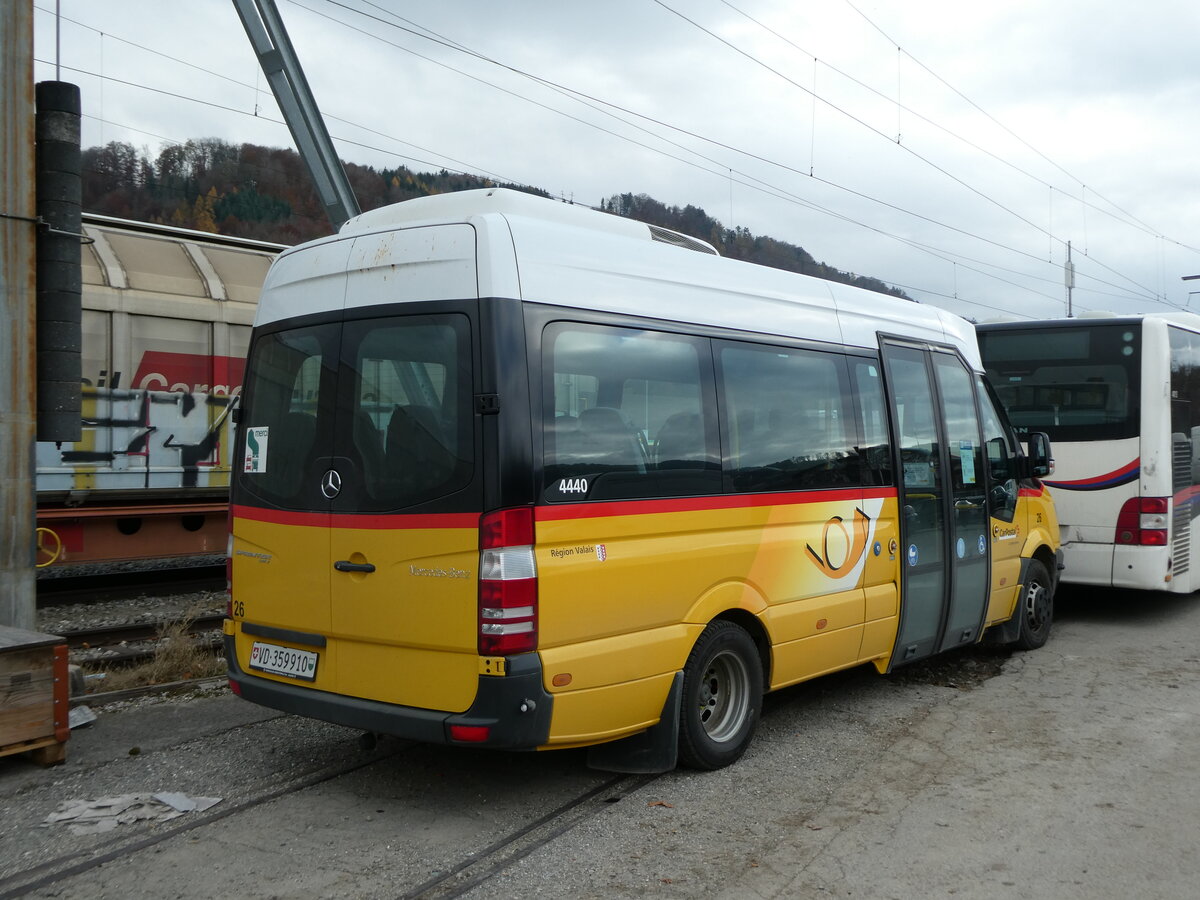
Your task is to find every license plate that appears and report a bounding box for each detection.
[248,641,319,681]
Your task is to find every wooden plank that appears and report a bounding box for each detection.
[0,647,55,746]
[0,627,70,765]
[0,625,62,651]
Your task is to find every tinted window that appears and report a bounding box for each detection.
[851,360,893,486]
[979,323,1140,441]
[718,342,862,491]
[237,324,338,509]
[933,353,984,493]
[340,316,473,511]
[544,323,719,501]
[1169,326,1200,491]
[977,375,1018,523]
[237,314,473,512]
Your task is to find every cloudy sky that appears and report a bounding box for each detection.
[31,0,1200,323]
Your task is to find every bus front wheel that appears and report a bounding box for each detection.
[678,620,763,770]
[1014,559,1054,651]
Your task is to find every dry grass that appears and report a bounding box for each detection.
[85,610,226,693]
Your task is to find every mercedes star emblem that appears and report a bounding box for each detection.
[320,469,342,499]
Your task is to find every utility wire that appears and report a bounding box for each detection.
[34,0,1184,315]
[294,0,1166,309]
[719,0,1195,254]
[841,0,1200,256]
[650,0,1169,304]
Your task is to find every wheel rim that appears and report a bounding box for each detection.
[1024,579,1050,634]
[697,649,752,743]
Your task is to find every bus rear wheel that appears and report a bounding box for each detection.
[678,620,763,770]
[1014,559,1054,650]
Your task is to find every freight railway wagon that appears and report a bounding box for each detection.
[226,188,1061,773]
[35,216,282,566]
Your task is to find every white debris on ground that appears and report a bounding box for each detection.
[68,705,97,729]
[44,793,223,835]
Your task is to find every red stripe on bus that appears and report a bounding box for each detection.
[535,487,896,522]
[232,489,898,530]
[230,505,477,530]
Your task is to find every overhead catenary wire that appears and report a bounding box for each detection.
[318,0,1176,310]
[31,0,1194,317]
[649,0,1172,305]
[840,0,1200,257]
[282,0,1168,312]
[32,0,1148,311]
[721,0,1197,257]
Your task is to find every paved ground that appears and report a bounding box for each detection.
[2,586,1197,899]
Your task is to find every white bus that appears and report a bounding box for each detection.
[979,312,1200,592]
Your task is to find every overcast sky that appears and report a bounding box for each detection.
[31,0,1200,323]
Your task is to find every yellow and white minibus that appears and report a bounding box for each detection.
[226,189,1060,772]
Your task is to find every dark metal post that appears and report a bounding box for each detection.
[35,80,82,442]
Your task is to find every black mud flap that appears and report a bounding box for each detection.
[586,671,682,774]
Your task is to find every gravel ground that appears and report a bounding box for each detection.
[33,589,228,685]
[34,554,223,582]
[36,590,226,637]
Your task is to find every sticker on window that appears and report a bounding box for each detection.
[959,440,976,484]
[244,426,269,473]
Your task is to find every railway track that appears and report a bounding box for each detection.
[399,772,659,900]
[54,613,227,673]
[36,563,226,607]
[55,614,226,650]
[0,732,663,900]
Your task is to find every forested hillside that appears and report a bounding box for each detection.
[82,138,907,299]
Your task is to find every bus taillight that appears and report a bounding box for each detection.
[479,507,538,655]
[1115,497,1169,546]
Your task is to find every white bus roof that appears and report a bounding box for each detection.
[978,311,1200,331]
[259,188,980,366]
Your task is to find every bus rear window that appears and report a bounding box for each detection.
[237,313,474,512]
[979,324,1140,442]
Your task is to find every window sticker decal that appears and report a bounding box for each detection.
[960,440,977,484]
[244,426,269,473]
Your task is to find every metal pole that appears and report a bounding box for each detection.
[231,0,360,230]
[1,0,38,629]
[1065,240,1075,318]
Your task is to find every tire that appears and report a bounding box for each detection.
[678,620,763,770]
[1013,559,1054,651]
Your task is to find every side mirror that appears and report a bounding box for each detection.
[986,436,1011,481]
[1024,431,1053,478]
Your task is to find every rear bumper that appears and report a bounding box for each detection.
[225,635,553,749]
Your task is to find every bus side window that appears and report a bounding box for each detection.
[718,342,861,492]
[977,376,1018,523]
[851,360,893,487]
[544,323,718,501]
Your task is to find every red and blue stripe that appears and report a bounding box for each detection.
[1043,459,1139,491]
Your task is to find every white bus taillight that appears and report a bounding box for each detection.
[1115,497,1169,546]
[478,507,538,655]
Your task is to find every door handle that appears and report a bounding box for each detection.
[334,560,376,573]
[954,500,982,509]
